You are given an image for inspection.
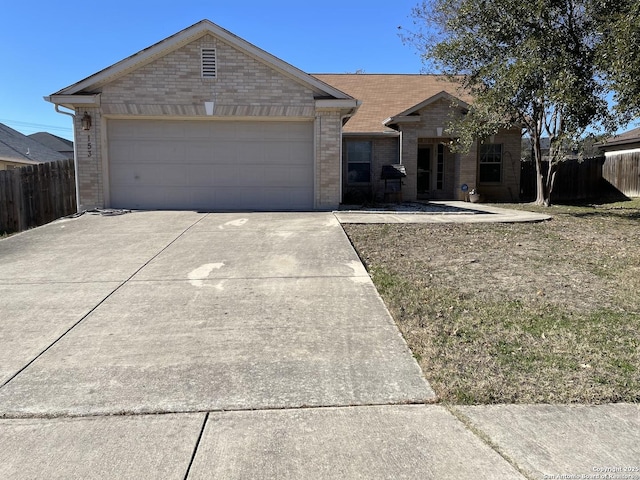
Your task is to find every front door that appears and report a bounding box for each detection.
[417,146,431,195]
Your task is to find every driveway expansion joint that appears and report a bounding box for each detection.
[445,405,536,480]
[0,214,210,391]
[0,400,441,420]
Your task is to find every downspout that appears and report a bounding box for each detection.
[53,104,81,213]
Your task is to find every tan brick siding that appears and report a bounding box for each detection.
[315,109,342,209]
[72,33,342,210]
[75,108,104,209]
[397,99,521,202]
[477,127,522,202]
[342,135,400,203]
[100,35,316,113]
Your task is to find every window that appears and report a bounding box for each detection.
[346,141,372,184]
[436,144,445,190]
[201,48,217,78]
[479,143,502,183]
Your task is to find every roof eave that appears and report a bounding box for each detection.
[382,116,421,129]
[45,94,101,109]
[343,131,401,137]
[0,156,42,165]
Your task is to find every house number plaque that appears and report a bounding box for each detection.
[87,134,92,158]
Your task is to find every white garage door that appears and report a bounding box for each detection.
[107,119,314,210]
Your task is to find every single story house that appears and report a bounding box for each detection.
[597,127,640,197]
[314,74,521,203]
[28,132,75,160]
[45,19,522,212]
[0,123,69,170]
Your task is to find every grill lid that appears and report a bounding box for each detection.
[381,164,407,179]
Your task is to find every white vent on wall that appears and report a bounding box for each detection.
[201,48,217,78]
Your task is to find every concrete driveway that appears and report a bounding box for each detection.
[0,211,435,416]
[2,211,634,479]
[0,211,516,478]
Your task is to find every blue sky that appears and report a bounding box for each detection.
[0,0,423,141]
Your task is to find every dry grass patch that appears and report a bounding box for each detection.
[344,199,640,404]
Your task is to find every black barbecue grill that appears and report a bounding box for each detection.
[381,164,406,203]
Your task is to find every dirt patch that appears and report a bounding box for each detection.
[344,200,640,404]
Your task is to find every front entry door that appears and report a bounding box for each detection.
[417,146,431,195]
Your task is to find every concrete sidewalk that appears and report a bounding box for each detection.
[0,211,636,479]
[335,201,552,224]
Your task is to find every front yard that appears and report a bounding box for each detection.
[344,199,640,404]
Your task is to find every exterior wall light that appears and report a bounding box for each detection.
[81,112,92,131]
[436,127,443,137]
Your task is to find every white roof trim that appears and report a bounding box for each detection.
[0,156,41,165]
[315,99,360,109]
[605,147,640,157]
[44,94,101,108]
[382,116,421,125]
[50,20,352,101]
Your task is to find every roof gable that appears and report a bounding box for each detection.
[50,20,351,101]
[313,74,472,134]
[388,91,469,119]
[28,132,74,153]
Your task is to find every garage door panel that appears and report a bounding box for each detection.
[110,141,183,166]
[209,142,238,161]
[108,120,314,211]
[185,165,216,187]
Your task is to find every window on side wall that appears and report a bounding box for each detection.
[346,141,372,184]
[479,143,502,183]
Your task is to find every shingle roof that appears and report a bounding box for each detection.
[28,132,74,155]
[603,127,640,147]
[312,74,473,134]
[0,123,68,164]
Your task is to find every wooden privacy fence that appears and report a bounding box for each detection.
[520,156,605,202]
[0,159,76,234]
[602,151,640,197]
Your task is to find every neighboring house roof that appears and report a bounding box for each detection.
[28,132,74,158]
[0,123,68,164]
[313,74,473,134]
[47,19,354,109]
[597,126,640,151]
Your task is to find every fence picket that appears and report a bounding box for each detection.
[0,159,76,234]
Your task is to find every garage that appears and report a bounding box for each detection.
[107,119,314,211]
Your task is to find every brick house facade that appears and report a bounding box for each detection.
[47,20,521,212]
[315,76,522,204]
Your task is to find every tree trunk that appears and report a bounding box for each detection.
[532,134,551,206]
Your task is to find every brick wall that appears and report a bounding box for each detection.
[315,109,342,209]
[100,34,317,112]
[341,135,400,203]
[397,98,521,202]
[72,33,341,210]
[74,108,104,209]
[477,127,521,202]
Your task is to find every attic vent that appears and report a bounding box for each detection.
[201,48,217,78]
